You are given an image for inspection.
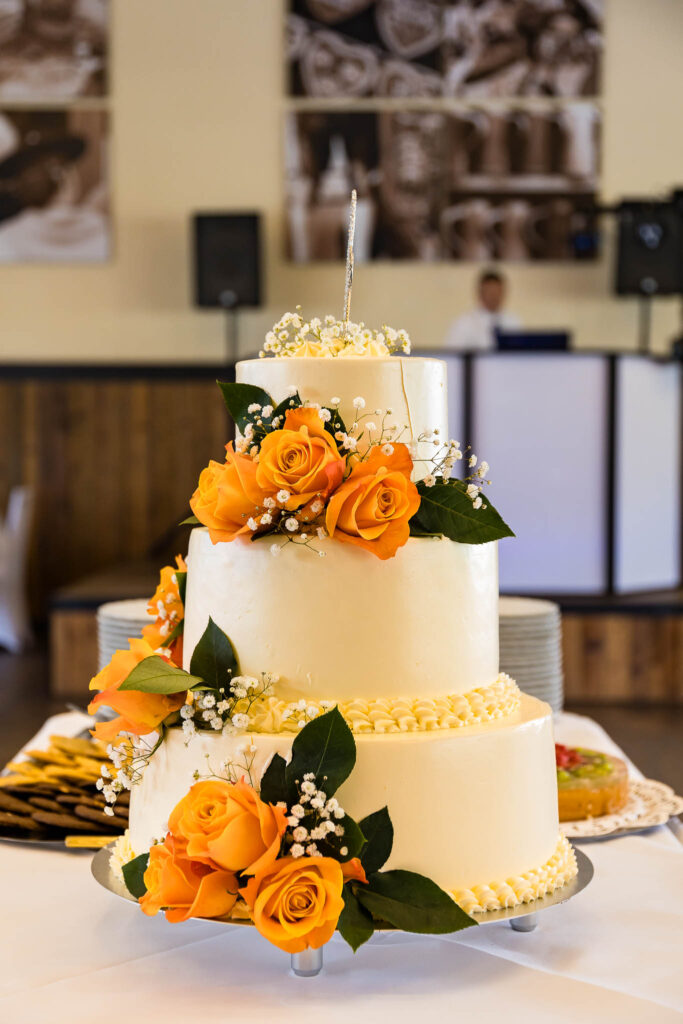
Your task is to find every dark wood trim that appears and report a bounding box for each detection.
[0,363,236,381]
[605,354,617,594]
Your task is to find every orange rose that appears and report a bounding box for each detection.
[140,834,238,923]
[168,779,287,876]
[325,443,420,560]
[141,555,187,667]
[256,407,344,510]
[242,856,345,954]
[190,444,274,544]
[88,638,186,744]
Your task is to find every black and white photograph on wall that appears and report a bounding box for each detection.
[285,106,599,261]
[287,0,603,99]
[0,0,108,101]
[0,108,109,261]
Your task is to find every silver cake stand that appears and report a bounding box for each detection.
[92,845,593,977]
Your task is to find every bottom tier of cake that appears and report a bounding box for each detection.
[128,693,576,913]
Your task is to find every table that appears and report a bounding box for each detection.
[0,712,681,1024]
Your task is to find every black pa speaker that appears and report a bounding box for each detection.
[193,213,262,308]
[615,201,682,296]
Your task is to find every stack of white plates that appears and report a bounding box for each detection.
[499,597,564,712]
[97,599,156,671]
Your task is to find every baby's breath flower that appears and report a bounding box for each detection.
[285,517,299,532]
[330,396,341,405]
[270,543,281,557]
[382,443,394,456]
[277,489,290,504]
[352,396,365,409]
[319,408,331,422]
[423,474,436,487]
[290,843,305,858]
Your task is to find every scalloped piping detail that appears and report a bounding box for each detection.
[453,835,578,915]
[242,674,520,735]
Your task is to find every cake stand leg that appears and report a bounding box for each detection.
[510,913,538,932]
[291,946,324,977]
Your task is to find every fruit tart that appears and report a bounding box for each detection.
[555,744,629,821]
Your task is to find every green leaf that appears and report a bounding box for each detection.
[176,570,187,606]
[357,870,477,935]
[285,707,356,799]
[118,656,200,694]
[216,381,273,434]
[410,480,514,545]
[359,807,393,874]
[337,886,374,952]
[259,753,288,805]
[323,406,347,445]
[272,391,302,422]
[122,853,149,899]
[323,813,364,861]
[189,617,239,689]
[180,515,200,526]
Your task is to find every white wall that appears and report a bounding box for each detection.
[0,0,682,363]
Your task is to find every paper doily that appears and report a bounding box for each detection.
[561,778,683,839]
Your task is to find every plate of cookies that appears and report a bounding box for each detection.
[556,744,683,840]
[0,734,128,850]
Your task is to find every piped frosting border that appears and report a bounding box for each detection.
[453,834,577,914]
[241,674,520,735]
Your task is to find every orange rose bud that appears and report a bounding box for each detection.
[325,443,420,560]
[242,856,345,954]
[168,779,287,876]
[256,407,344,509]
[190,445,274,544]
[87,638,185,743]
[140,834,238,923]
[141,554,187,667]
[341,857,368,885]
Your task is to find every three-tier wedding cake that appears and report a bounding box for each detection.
[91,312,576,950]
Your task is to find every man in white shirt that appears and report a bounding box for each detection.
[444,269,521,350]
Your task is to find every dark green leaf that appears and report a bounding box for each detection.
[285,707,356,799]
[118,656,200,694]
[323,813,364,861]
[180,515,200,526]
[359,807,393,874]
[189,617,239,688]
[216,381,273,433]
[259,753,288,805]
[357,870,477,935]
[122,853,149,899]
[337,886,374,952]
[323,406,347,444]
[176,571,187,607]
[410,480,514,545]
[272,391,302,423]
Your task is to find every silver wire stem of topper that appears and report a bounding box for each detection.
[343,189,357,334]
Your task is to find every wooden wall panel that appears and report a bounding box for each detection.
[0,372,230,616]
[562,613,683,704]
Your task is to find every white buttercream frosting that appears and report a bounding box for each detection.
[241,674,520,734]
[453,834,578,914]
[183,529,500,704]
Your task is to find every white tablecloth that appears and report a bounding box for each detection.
[0,712,681,1024]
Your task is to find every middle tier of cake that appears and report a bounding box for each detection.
[184,528,500,703]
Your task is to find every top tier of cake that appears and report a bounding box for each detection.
[237,356,448,481]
